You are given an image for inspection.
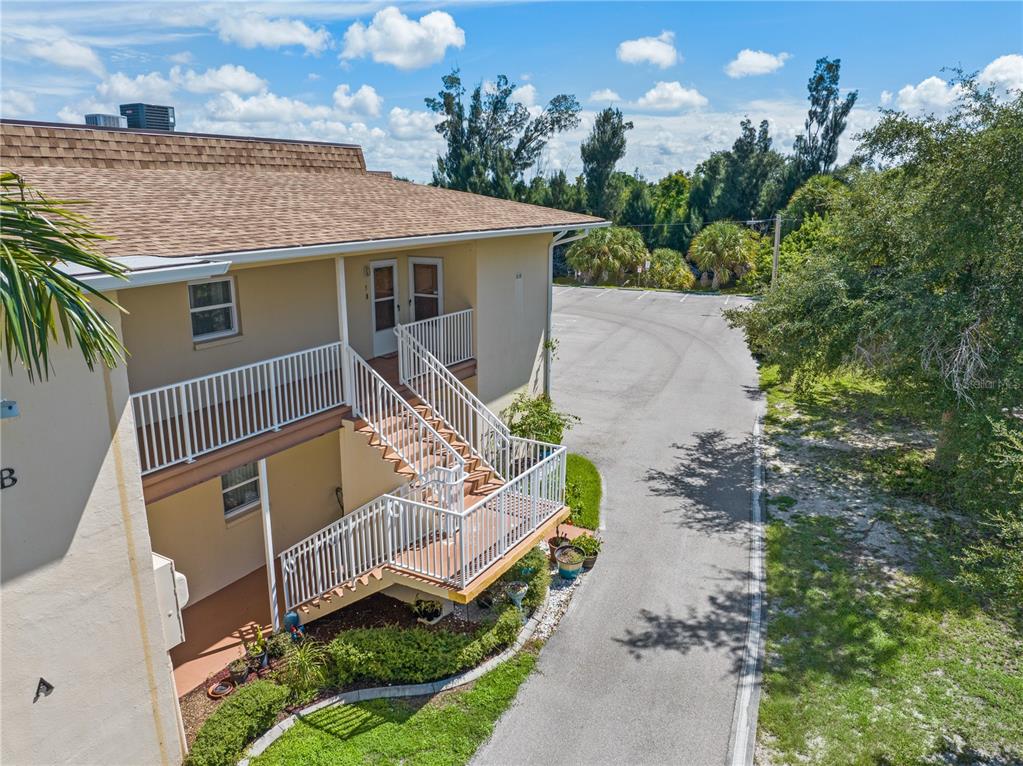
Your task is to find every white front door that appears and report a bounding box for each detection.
[371,260,398,356]
[408,258,443,321]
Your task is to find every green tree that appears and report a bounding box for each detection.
[1,171,127,381]
[565,226,647,285]
[727,79,1023,473]
[793,57,858,182]
[688,221,758,289]
[427,70,580,198]
[782,174,847,227]
[618,179,655,245]
[652,171,690,251]
[581,107,633,219]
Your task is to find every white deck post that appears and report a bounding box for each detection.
[259,458,281,632]
[336,256,353,404]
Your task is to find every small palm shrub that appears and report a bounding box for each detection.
[275,639,328,703]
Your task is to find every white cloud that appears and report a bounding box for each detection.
[880,90,893,106]
[24,36,104,77]
[172,64,266,94]
[979,54,1023,93]
[167,51,193,65]
[332,83,383,117]
[512,84,537,107]
[308,73,321,81]
[217,13,330,54]
[1,89,36,118]
[341,7,465,70]
[616,31,678,69]
[635,81,708,111]
[589,88,621,102]
[56,98,117,124]
[388,107,441,140]
[895,75,964,114]
[97,71,176,103]
[725,49,791,78]
[204,90,332,123]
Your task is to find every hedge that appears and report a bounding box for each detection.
[186,680,289,766]
[326,605,520,687]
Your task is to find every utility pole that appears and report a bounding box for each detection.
[771,213,782,287]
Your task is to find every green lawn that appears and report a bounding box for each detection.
[758,368,1023,764]
[251,650,537,766]
[566,452,601,529]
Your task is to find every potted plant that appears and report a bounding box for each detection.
[573,533,603,569]
[266,631,291,663]
[228,658,249,685]
[555,545,585,580]
[246,630,268,669]
[506,581,528,607]
[548,525,571,563]
[410,597,444,625]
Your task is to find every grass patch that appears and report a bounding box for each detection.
[759,366,1023,764]
[251,649,538,766]
[566,453,601,529]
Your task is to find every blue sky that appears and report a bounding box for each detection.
[2,2,1020,180]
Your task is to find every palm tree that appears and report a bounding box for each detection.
[1,171,127,382]
[565,226,647,284]
[688,221,753,289]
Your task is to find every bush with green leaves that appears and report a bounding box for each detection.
[644,248,695,291]
[572,533,602,556]
[502,546,552,612]
[502,393,578,444]
[186,680,289,766]
[565,226,647,285]
[688,221,761,289]
[325,605,521,688]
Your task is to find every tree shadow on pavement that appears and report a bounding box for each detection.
[611,573,749,674]
[644,429,753,535]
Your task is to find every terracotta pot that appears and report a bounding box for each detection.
[548,537,570,562]
[206,679,235,700]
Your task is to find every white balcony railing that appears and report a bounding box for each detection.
[280,442,566,610]
[130,342,346,474]
[400,308,473,368]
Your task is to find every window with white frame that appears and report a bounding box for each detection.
[188,277,238,341]
[221,462,260,518]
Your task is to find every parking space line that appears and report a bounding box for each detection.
[636,291,647,300]
[679,294,689,303]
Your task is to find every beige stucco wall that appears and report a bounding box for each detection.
[473,233,550,413]
[1,300,184,766]
[146,431,344,604]
[342,243,477,359]
[338,421,408,511]
[120,258,341,392]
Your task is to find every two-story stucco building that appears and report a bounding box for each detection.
[0,119,605,766]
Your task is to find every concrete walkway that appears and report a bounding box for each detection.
[473,288,762,766]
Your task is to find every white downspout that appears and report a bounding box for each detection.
[258,458,281,632]
[544,229,590,396]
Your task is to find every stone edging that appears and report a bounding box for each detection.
[238,592,551,765]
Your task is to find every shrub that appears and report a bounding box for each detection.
[502,393,579,444]
[186,680,288,766]
[644,248,695,291]
[521,561,551,612]
[266,631,291,660]
[325,606,522,687]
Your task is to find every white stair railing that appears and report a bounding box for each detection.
[131,342,346,473]
[348,349,466,505]
[396,323,512,480]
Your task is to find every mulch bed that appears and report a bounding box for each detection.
[179,594,484,745]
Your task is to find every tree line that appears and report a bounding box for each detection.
[425,57,858,288]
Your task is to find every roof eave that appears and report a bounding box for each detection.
[202,221,611,265]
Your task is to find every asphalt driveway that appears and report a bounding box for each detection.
[473,287,762,766]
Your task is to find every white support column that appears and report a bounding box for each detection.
[258,458,281,632]
[335,256,353,404]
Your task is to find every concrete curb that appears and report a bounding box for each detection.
[726,415,767,766]
[238,591,551,765]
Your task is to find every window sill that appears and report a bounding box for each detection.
[224,503,261,527]
[193,333,243,351]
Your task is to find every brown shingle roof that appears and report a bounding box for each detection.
[1,121,603,259]
[1,120,366,172]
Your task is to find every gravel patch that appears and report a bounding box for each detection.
[534,570,585,642]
